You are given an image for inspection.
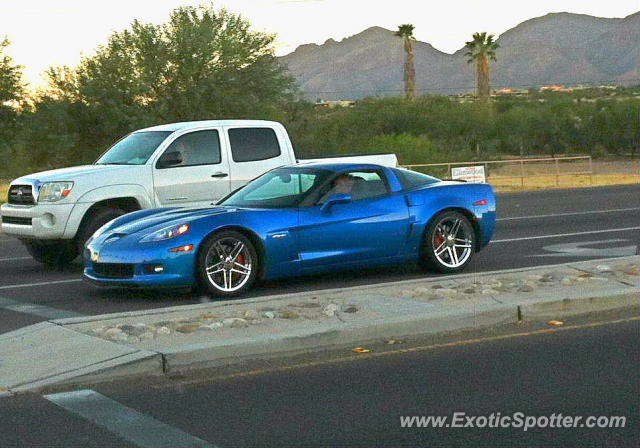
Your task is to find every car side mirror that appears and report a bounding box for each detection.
[157,151,182,168]
[320,193,352,213]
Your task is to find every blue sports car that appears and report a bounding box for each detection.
[84,162,496,297]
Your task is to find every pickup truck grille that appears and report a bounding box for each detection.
[93,262,135,279]
[0,216,32,225]
[8,185,35,205]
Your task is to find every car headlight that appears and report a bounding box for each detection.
[140,223,190,243]
[38,182,74,202]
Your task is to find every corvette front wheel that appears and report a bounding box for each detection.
[420,211,476,273]
[197,230,258,297]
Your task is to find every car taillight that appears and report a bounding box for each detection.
[473,199,488,206]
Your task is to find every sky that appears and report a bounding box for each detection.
[2,0,639,88]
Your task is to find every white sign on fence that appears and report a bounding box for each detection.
[451,166,486,183]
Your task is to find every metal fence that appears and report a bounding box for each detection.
[403,156,640,188]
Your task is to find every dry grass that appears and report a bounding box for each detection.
[0,184,8,204]
[461,158,639,192]
[490,173,639,192]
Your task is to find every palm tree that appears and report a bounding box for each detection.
[396,24,416,100]
[464,32,499,101]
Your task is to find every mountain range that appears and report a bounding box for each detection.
[279,11,640,100]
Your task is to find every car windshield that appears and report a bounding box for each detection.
[96,131,172,165]
[221,167,332,208]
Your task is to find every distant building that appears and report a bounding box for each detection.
[315,100,356,108]
[539,85,574,93]
[493,88,528,96]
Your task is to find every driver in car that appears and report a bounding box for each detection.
[319,174,357,203]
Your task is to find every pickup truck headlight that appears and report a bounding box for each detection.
[38,182,74,202]
[140,223,190,243]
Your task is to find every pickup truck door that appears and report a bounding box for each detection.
[224,125,295,191]
[153,129,231,208]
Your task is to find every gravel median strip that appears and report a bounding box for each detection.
[1,256,638,393]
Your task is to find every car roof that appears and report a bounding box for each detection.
[285,161,390,172]
[134,120,282,133]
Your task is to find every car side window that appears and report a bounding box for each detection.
[317,170,390,204]
[392,168,440,190]
[244,173,317,201]
[228,127,281,162]
[159,130,221,168]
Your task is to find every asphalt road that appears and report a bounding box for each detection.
[2,309,638,447]
[0,184,638,335]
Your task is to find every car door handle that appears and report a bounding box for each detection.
[211,172,228,178]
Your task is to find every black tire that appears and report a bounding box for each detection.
[76,207,126,254]
[419,211,476,274]
[197,230,259,298]
[23,240,78,266]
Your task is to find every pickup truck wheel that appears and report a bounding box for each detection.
[197,231,258,297]
[77,207,125,254]
[23,240,78,266]
[419,211,476,274]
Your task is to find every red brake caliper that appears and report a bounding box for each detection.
[234,254,245,280]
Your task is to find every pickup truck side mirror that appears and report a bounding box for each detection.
[157,151,183,168]
[320,193,352,213]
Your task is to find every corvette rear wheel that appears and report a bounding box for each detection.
[420,211,475,273]
[198,231,258,297]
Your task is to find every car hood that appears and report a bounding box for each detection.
[109,206,238,237]
[13,164,144,184]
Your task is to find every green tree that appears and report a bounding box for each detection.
[465,32,498,102]
[0,37,27,178]
[0,37,25,105]
[395,24,416,101]
[45,4,296,153]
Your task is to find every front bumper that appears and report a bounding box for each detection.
[83,269,193,288]
[83,240,198,288]
[0,202,74,240]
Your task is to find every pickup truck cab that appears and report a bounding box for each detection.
[1,120,397,265]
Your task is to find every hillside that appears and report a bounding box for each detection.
[279,11,640,99]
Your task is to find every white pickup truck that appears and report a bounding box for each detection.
[1,120,397,265]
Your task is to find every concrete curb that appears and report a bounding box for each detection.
[43,289,640,385]
[519,292,639,320]
[12,351,163,393]
[156,290,640,374]
[54,255,640,326]
[160,306,519,373]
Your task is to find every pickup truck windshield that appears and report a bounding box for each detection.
[96,131,172,165]
[221,168,332,208]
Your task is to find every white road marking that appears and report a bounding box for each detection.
[45,390,215,448]
[535,239,638,258]
[0,256,31,261]
[497,207,640,221]
[0,297,84,319]
[0,279,82,290]
[492,226,640,243]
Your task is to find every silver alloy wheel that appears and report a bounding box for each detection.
[432,217,473,269]
[204,237,253,292]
